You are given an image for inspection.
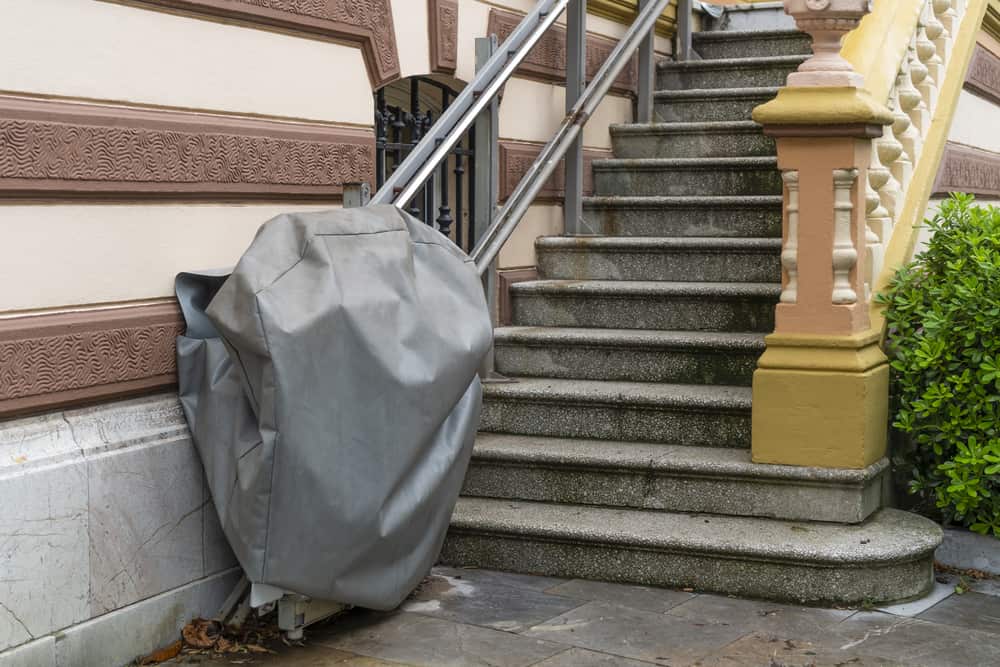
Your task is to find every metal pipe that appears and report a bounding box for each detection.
[370,0,570,207]
[564,0,586,236]
[472,0,673,274]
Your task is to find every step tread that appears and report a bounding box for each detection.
[653,86,780,100]
[657,54,809,71]
[482,376,751,410]
[593,156,778,170]
[511,279,782,297]
[472,433,886,484]
[610,120,762,134]
[692,29,808,43]
[583,195,783,208]
[535,236,781,251]
[451,497,942,565]
[493,326,766,350]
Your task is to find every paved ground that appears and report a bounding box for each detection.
[182,566,1000,667]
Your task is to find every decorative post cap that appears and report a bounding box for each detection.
[785,0,870,87]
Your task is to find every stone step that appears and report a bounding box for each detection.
[692,29,812,59]
[463,434,888,524]
[654,87,780,123]
[657,55,807,90]
[481,377,752,446]
[535,236,782,282]
[510,280,779,332]
[593,157,781,197]
[442,498,942,605]
[494,326,764,385]
[581,195,782,238]
[610,121,773,159]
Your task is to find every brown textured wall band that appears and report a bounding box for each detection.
[429,0,459,75]
[965,44,1000,106]
[133,0,400,86]
[932,142,1000,198]
[0,95,375,199]
[498,140,610,202]
[0,303,183,419]
[487,8,637,96]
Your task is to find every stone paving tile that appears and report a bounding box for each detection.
[521,600,747,666]
[311,609,566,667]
[543,579,696,613]
[876,580,955,617]
[664,593,853,638]
[690,632,909,667]
[532,647,661,666]
[431,566,567,592]
[937,571,1000,598]
[917,591,1000,635]
[399,571,584,632]
[813,611,1000,667]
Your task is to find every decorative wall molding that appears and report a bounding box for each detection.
[965,43,1000,105]
[932,142,1000,198]
[498,140,611,202]
[0,303,183,419]
[429,0,458,75]
[487,8,637,96]
[0,95,374,199]
[498,267,538,326]
[134,0,400,86]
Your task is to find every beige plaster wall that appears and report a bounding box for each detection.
[0,204,339,313]
[949,90,1000,153]
[0,0,373,123]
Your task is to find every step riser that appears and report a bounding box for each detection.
[582,205,782,238]
[511,293,777,332]
[481,396,750,446]
[594,168,782,197]
[611,130,774,159]
[439,532,935,606]
[693,36,813,59]
[655,95,777,123]
[494,343,760,385]
[461,464,886,523]
[657,63,798,90]
[537,248,782,282]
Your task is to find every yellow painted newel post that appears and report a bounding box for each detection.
[751,0,894,469]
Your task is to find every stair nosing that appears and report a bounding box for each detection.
[691,29,808,42]
[493,326,766,351]
[657,54,809,70]
[471,434,886,484]
[592,156,778,170]
[653,86,780,100]
[450,498,942,566]
[483,377,752,411]
[582,195,783,208]
[511,279,782,298]
[535,236,782,252]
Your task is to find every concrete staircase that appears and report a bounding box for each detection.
[440,30,941,605]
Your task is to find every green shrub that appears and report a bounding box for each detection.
[877,194,1000,537]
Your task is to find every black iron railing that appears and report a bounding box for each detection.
[375,78,477,252]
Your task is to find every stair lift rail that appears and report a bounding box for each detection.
[470,0,673,275]
[370,0,676,276]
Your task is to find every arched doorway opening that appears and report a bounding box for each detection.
[375,75,478,253]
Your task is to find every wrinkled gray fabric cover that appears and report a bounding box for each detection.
[175,205,491,610]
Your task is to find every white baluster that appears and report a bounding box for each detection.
[888,87,917,192]
[832,169,859,305]
[906,35,933,134]
[894,66,923,170]
[917,3,942,112]
[781,171,800,304]
[932,0,957,62]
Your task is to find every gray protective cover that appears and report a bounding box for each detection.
[175,205,491,610]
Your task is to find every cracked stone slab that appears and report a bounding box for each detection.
[87,434,207,615]
[0,444,89,652]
